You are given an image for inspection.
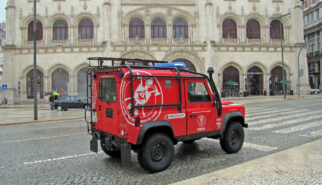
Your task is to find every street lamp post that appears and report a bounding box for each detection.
[33,0,38,120]
[297,43,306,97]
[271,13,290,99]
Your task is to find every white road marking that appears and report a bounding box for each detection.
[23,152,103,165]
[250,114,322,131]
[273,120,322,134]
[248,110,322,126]
[202,138,277,152]
[246,108,295,117]
[246,109,304,122]
[301,128,322,137]
[0,133,86,144]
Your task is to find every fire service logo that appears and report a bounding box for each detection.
[120,70,163,126]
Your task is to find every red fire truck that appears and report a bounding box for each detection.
[85,57,247,173]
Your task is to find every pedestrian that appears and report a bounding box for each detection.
[49,94,55,110]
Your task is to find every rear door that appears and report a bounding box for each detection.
[95,75,119,135]
[185,80,217,135]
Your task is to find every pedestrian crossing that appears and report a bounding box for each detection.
[245,103,322,138]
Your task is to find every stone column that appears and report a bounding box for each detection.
[6,0,16,45]
[103,1,111,55]
[206,1,214,41]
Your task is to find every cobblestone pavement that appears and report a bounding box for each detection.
[0,96,321,184]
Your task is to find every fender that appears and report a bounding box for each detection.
[136,121,175,145]
[220,112,247,135]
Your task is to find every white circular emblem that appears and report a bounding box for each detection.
[197,115,206,127]
[120,70,163,126]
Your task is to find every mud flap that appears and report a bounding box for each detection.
[90,135,98,153]
[121,143,131,166]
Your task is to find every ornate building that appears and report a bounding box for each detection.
[303,0,322,91]
[2,0,309,104]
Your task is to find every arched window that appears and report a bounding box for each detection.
[223,66,240,97]
[151,18,166,38]
[129,18,145,38]
[173,18,188,38]
[53,19,68,40]
[246,19,260,39]
[270,20,284,39]
[78,18,93,39]
[222,19,237,39]
[28,21,43,41]
[26,69,44,99]
[247,66,264,95]
[52,68,69,96]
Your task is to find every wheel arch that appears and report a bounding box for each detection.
[136,121,175,145]
[221,112,247,136]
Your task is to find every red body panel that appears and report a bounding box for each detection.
[92,68,245,145]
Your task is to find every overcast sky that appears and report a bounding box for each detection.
[0,0,7,23]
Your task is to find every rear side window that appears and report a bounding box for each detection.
[99,78,117,102]
[188,82,211,103]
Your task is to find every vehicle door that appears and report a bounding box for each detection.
[95,75,119,135]
[185,80,217,135]
[71,96,83,108]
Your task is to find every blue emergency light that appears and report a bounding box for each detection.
[154,62,186,69]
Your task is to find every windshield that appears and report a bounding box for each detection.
[99,78,117,102]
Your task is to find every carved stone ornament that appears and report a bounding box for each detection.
[19,8,23,20]
[46,7,48,18]
[58,3,62,12]
[71,6,74,16]
[145,9,150,16]
[252,3,256,12]
[83,2,88,11]
[228,2,233,12]
[276,5,280,13]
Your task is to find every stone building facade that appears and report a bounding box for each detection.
[2,0,309,104]
[303,0,322,91]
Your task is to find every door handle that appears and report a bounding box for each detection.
[99,105,101,111]
[189,115,196,118]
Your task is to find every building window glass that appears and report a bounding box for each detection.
[173,18,188,38]
[246,19,260,39]
[270,20,284,39]
[222,19,237,39]
[151,18,166,38]
[53,19,68,40]
[78,18,93,39]
[129,18,145,39]
[28,21,43,41]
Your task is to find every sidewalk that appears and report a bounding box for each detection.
[173,139,322,185]
[0,103,84,125]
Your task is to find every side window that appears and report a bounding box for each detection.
[71,96,78,101]
[188,82,211,103]
[99,78,117,102]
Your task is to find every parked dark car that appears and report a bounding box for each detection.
[54,96,90,111]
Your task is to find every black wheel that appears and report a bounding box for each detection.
[138,133,174,173]
[84,105,90,110]
[220,121,244,154]
[57,105,63,111]
[100,139,120,158]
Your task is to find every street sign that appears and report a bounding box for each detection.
[2,84,7,90]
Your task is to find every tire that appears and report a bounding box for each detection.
[220,121,244,154]
[138,133,174,173]
[100,139,120,158]
[57,105,63,111]
[84,105,90,111]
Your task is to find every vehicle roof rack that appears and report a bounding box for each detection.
[87,57,168,67]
